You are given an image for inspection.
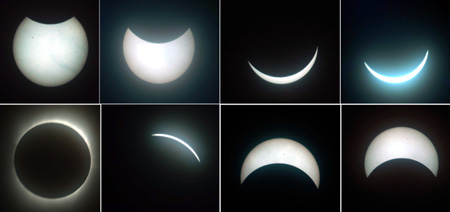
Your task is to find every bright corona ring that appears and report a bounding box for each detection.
[240,138,320,189]
[364,50,428,83]
[123,28,195,84]
[6,107,99,212]
[364,127,438,177]
[14,122,91,198]
[248,47,318,84]
[13,17,88,87]
[12,118,95,205]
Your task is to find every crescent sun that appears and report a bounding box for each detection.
[364,50,428,83]
[13,17,88,87]
[248,47,318,84]
[364,127,438,177]
[152,133,200,163]
[240,138,320,189]
[123,28,195,84]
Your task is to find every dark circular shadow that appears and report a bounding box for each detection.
[366,159,437,197]
[14,123,91,198]
[242,163,319,194]
[239,164,320,211]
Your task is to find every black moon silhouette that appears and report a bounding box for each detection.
[14,123,90,198]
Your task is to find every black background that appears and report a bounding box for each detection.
[0,105,100,212]
[100,0,219,103]
[342,0,450,103]
[102,105,219,211]
[221,105,340,211]
[343,105,450,212]
[221,0,339,103]
[0,0,99,103]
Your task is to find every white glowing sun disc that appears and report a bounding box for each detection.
[13,17,88,87]
[364,127,438,177]
[240,138,320,189]
[248,47,318,84]
[123,28,195,84]
[152,133,200,163]
[364,50,428,83]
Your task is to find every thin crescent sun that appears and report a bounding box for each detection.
[364,50,428,83]
[248,47,318,85]
[152,133,200,163]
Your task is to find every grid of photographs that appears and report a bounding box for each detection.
[0,0,449,211]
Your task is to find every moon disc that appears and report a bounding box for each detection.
[242,163,318,192]
[14,123,91,198]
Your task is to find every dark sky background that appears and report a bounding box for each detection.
[0,105,100,212]
[342,0,450,103]
[221,105,340,211]
[343,105,450,212]
[221,0,339,103]
[100,0,219,103]
[0,0,99,103]
[102,105,219,211]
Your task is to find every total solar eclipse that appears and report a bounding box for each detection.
[14,123,90,199]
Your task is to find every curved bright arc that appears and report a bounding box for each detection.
[240,138,320,189]
[364,50,428,83]
[364,127,438,178]
[19,120,91,153]
[248,47,318,84]
[152,133,200,163]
